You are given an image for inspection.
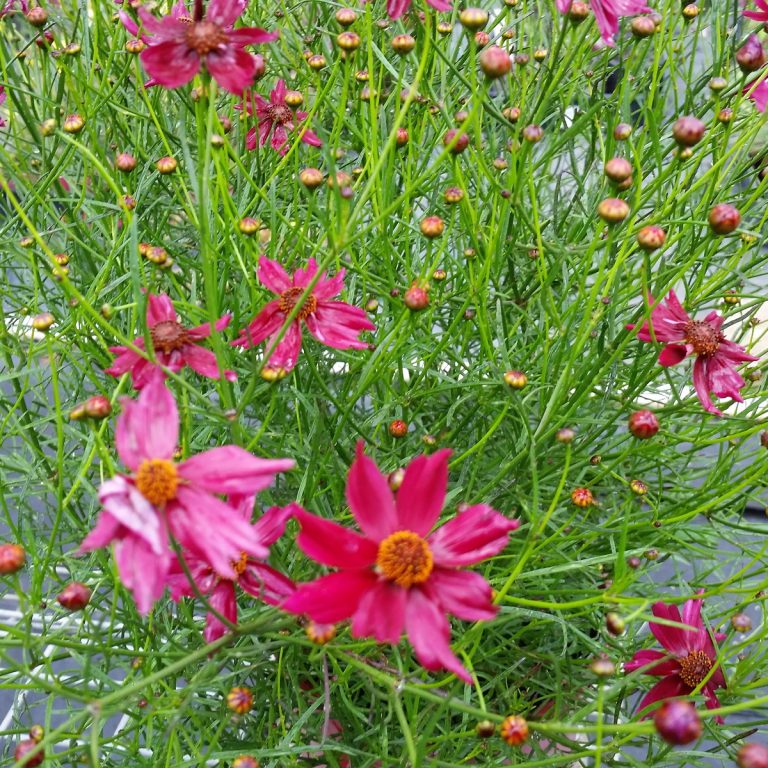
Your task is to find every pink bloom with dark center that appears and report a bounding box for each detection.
[136,0,277,94]
[744,78,768,112]
[78,373,294,614]
[556,0,651,46]
[386,0,450,22]
[244,80,322,155]
[283,444,520,683]
[167,497,296,642]
[105,293,237,389]
[625,592,726,720]
[233,256,376,375]
[745,0,768,22]
[628,290,757,416]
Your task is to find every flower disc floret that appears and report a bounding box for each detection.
[184,21,227,54]
[278,286,318,320]
[376,531,433,587]
[135,459,178,505]
[678,650,712,688]
[684,321,723,358]
[150,320,189,353]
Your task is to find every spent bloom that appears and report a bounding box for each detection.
[243,80,322,155]
[78,373,294,613]
[233,256,375,376]
[556,0,650,46]
[744,0,768,21]
[387,0,450,21]
[629,290,757,415]
[283,444,520,682]
[167,497,296,642]
[105,292,236,389]
[625,592,726,719]
[134,0,277,94]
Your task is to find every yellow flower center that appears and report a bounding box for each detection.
[376,530,433,588]
[278,286,318,321]
[678,650,713,688]
[135,459,178,506]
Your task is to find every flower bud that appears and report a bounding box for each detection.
[14,739,44,767]
[40,118,57,136]
[571,487,594,507]
[404,283,430,311]
[443,128,469,154]
[604,157,633,182]
[653,700,702,745]
[708,203,741,235]
[156,156,178,174]
[63,114,85,133]
[708,76,727,92]
[336,31,361,51]
[480,45,512,78]
[232,757,260,768]
[0,543,26,574]
[84,395,112,420]
[631,15,656,37]
[731,612,752,632]
[613,122,632,140]
[475,30,490,45]
[57,581,91,610]
[716,107,734,123]
[299,167,324,189]
[459,7,488,29]
[388,467,405,491]
[227,686,253,715]
[25,6,47,26]
[444,186,464,204]
[597,198,630,223]
[737,34,766,73]
[503,370,527,389]
[672,115,706,147]
[630,479,648,495]
[29,725,44,743]
[335,7,357,26]
[590,653,616,676]
[555,427,575,444]
[628,410,659,438]
[115,152,136,172]
[636,226,666,251]
[500,715,528,745]
[606,612,625,635]
[392,33,416,55]
[388,419,408,438]
[420,216,445,238]
[125,38,145,53]
[503,106,522,122]
[32,312,55,331]
[476,720,496,738]
[534,47,548,61]
[239,217,261,235]
[522,124,543,143]
[568,1,590,22]
[737,743,768,768]
[308,54,326,70]
[681,3,699,19]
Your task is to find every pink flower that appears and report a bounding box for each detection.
[629,290,757,416]
[556,0,650,46]
[0,0,29,17]
[283,444,520,683]
[78,373,294,614]
[167,498,296,643]
[105,293,237,389]
[625,593,726,720]
[386,0,450,22]
[233,256,376,375]
[744,77,768,112]
[136,0,277,94]
[745,0,768,22]
[243,80,322,155]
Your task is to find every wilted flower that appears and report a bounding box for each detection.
[78,373,294,613]
[628,290,758,415]
[625,592,726,718]
[283,444,520,682]
[106,293,236,389]
[233,256,375,375]
[555,0,650,46]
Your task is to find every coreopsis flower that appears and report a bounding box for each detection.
[243,80,322,155]
[744,78,768,112]
[556,0,651,47]
[233,256,375,375]
[625,592,726,719]
[628,290,757,416]
[167,498,296,642]
[283,444,520,682]
[745,0,768,21]
[78,373,294,614]
[135,0,277,94]
[105,293,237,389]
[387,0,450,22]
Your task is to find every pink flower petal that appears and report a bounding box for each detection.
[395,449,451,536]
[140,40,200,89]
[206,47,260,94]
[233,300,285,348]
[658,343,689,367]
[114,530,172,614]
[282,570,378,623]
[635,674,688,718]
[312,271,346,301]
[203,580,238,644]
[264,321,303,371]
[346,442,398,541]
[252,503,298,546]
[206,0,243,28]
[239,562,296,605]
[96,476,166,553]
[293,507,378,569]
[186,314,231,340]
[105,345,144,378]
[624,649,681,677]
[78,509,122,553]
[387,0,411,19]
[306,302,376,350]
[146,293,176,326]
[257,256,292,294]
[425,0,451,10]
[271,124,288,154]
[649,602,690,655]
[429,504,519,567]
[181,343,233,381]
[227,26,279,46]
[405,588,472,683]
[426,568,497,621]
[351,580,406,643]
[692,357,722,416]
[178,446,294,495]
[300,127,323,147]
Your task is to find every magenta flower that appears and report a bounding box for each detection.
[745,0,768,22]
[283,444,520,683]
[386,0,450,22]
[135,0,277,94]
[167,497,296,643]
[78,373,294,614]
[629,290,757,416]
[625,593,726,719]
[105,293,236,389]
[556,0,650,46]
[744,77,768,112]
[244,80,322,155]
[233,256,376,375]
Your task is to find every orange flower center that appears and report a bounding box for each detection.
[150,320,188,354]
[267,104,293,125]
[678,650,713,688]
[278,286,317,321]
[684,320,723,358]
[185,20,227,55]
[230,551,248,577]
[135,459,178,506]
[376,530,433,588]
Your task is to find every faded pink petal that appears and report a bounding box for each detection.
[300,127,323,147]
[283,570,378,623]
[233,300,284,348]
[140,40,200,89]
[264,321,302,371]
[395,449,451,536]
[293,507,379,569]
[346,442,397,541]
[387,0,411,19]
[96,476,165,553]
[206,0,243,27]
[429,504,520,567]
[105,345,144,378]
[228,27,279,45]
[744,79,768,112]
[252,503,297,546]
[78,509,123,552]
[693,357,722,416]
[658,343,689,367]
[427,568,497,621]
[425,0,452,10]
[649,602,689,655]
[351,581,407,643]
[186,314,231,340]
[182,343,236,381]
[203,580,238,643]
